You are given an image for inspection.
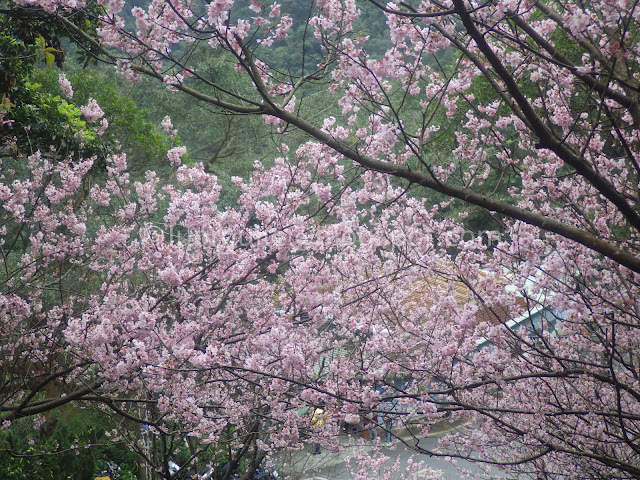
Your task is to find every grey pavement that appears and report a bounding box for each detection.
[277,421,511,480]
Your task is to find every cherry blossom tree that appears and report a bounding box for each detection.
[3,0,640,479]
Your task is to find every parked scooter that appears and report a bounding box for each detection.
[169,460,215,479]
[172,459,278,480]
[252,460,278,479]
[221,460,278,480]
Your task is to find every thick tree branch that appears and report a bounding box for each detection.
[3,381,104,420]
[452,0,640,234]
[267,104,640,274]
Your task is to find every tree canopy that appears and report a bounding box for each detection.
[2,0,640,479]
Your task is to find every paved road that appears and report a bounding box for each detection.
[278,428,514,480]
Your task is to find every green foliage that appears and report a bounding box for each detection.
[1,1,104,68]
[0,31,103,158]
[20,80,100,153]
[354,1,393,57]
[110,48,273,205]
[237,0,391,73]
[0,31,36,89]
[0,409,138,480]
[35,67,175,175]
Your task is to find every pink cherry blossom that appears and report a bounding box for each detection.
[58,73,73,99]
[80,98,104,122]
[5,0,640,478]
[167,145,187,166]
